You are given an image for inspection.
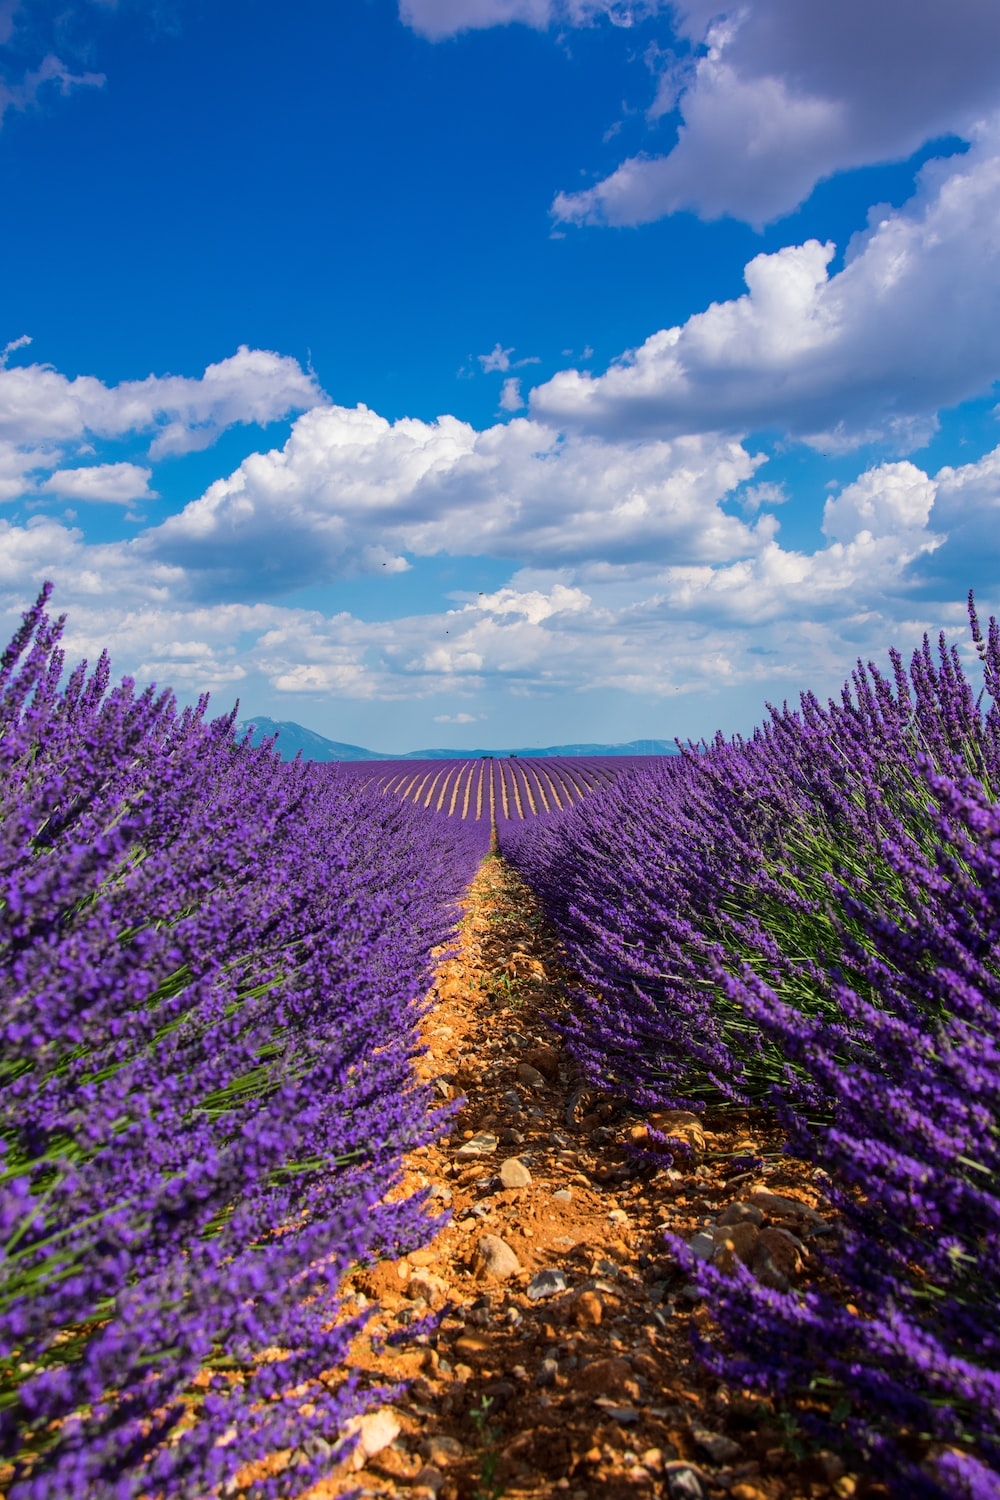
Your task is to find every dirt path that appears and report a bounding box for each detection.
[313,857,855,1500]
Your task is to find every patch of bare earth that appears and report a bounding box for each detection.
[306,857,867,1500]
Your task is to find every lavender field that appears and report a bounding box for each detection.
[2,587,999,1499]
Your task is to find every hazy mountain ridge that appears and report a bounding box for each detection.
[235,717,679,762]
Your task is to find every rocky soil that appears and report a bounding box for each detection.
[307,857,869,1500]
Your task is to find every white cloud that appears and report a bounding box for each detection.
[479,342,514,373]
[534,125,1000,447]
[499,377,524,411]
[822,461,935,544]
[0,52,104,129]
[433,712,484,722]
[141,402,763,594]
[0,344,322,456]
[399,0,666,41]
[0,439,991,731]
[554,0,1000,228]
[39,462,156,505]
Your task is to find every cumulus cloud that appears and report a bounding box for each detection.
[0,438,992,728]
[554,0,1000,228]
[141,402,763,595]
[0,345,323,503]
[533,127,1000,447]
[39,462,156,505]
[0,344,322,456]
[822,461,935,544]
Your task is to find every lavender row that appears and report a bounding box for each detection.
[499,596,1000,1498]
[0,589,486,1498]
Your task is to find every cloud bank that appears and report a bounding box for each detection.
[534,124,1000,448]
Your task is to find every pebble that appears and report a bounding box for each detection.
[473,1233,521,1281]
[593,1399,640,1424]
[455,1132,498,1160]
[647,1109,707,1158]
[499,1157,532,1189]
[572,1290,603,1329]
[692,1428,741,1463]
[421,1434,464,1466]
[608,1208,629,1225]
[516,1062,546,1089]
[552,1188,573,1204]
[688,1230,716,1261]
[536,1357,559,1387]
[717,1201,764,1227]
[753,1226,804,1290]
[523,1046,560,1079]
[346,1409,401,1470]
[413,1465,445,1496]
[712,1222,759,1272]
[665,1464,706,1500]
[501,1089,523,1112]
[526,1267,568,1300]
[749,1187,823,1223]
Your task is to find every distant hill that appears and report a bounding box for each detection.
[235,717,679,762]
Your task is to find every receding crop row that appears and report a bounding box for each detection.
[0,588,484,1499]
[353,754,627,821]
[499,596,1000,1500]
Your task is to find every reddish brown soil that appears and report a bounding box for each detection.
[308,857,865,1500]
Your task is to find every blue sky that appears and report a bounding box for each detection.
[2,0,1000,750]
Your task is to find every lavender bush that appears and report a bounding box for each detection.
[0,588,486,1498]
[500,596,1000,1497]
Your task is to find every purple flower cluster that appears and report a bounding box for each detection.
[0,588,485,1498]
[499,596,1000,1497]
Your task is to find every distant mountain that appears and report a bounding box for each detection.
[235,717,679,762]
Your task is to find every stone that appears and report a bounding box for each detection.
[749,1188,823,1223]
[572,1290,603,1329]
[414,1465,446,1496]
[421,1434,464,1466]
[473,1234,521,1282]
[526,1267,568,1300]
[552,1188,573,1204]
[347,1408,401,1469]
[717,1201,764,1228]
[536,1357,559,1386]
[688,1231,716,1262]
[593,1401,640,1424]
[410,1248,437,1267]
[499,1157,532,1189]
[647,1109,706,1158]
[711,1222,759,1273]
[692,1428,741,1463]
[665,1463,706,1499]
[578,1356,635,1394]
[523,1046,560,1080]
[501,1089,523,1112]
[482,1378,516,1407]
[752,1226,804,1290]
[608,1208,628,1225]
[516,1062,546,1089]
[408,1269,449,1305]
[455,1132,498,1160]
